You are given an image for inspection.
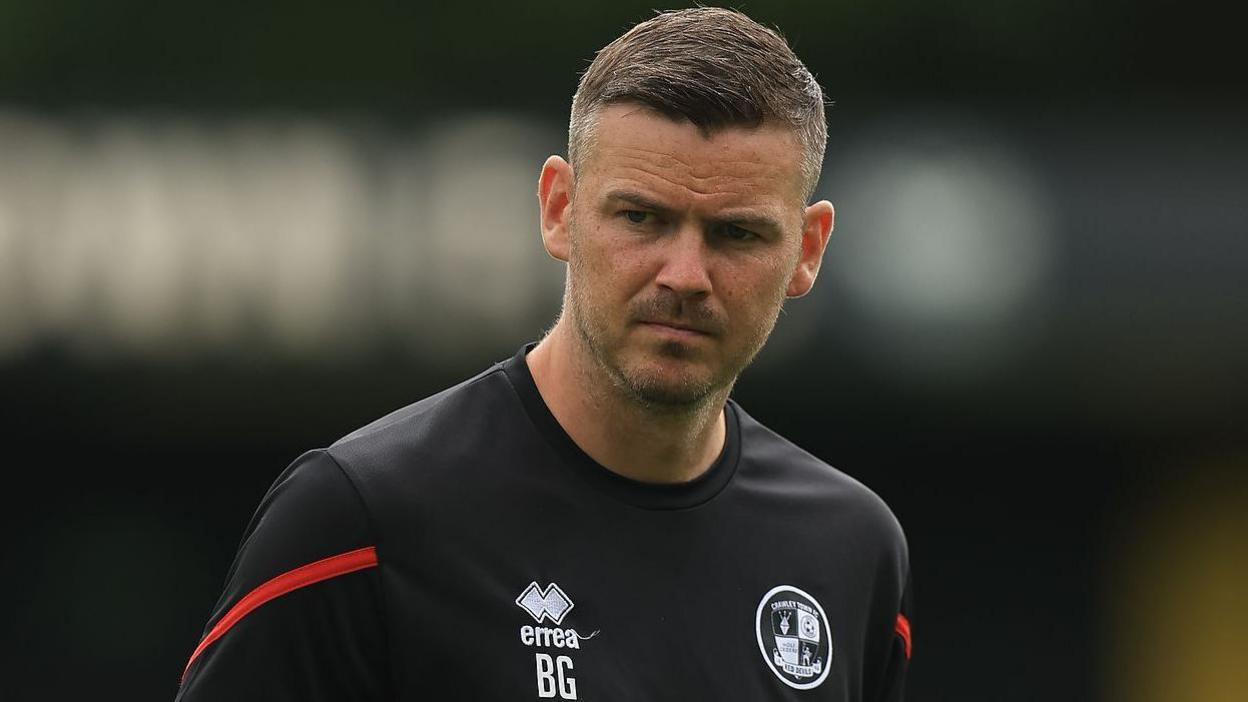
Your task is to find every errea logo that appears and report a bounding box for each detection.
[514,581,597,649]
[516,581,575,625]
[516,582,590,700]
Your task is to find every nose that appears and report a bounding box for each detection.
[654,226,712,299]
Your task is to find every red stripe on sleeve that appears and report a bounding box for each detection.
[894,613,912,659]
[182,546,379,681]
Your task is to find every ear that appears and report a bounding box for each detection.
[786,200,835,298]
[538,155,575,262]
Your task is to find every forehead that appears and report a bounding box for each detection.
[579,104,806,210]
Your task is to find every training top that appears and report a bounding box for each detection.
[177,344,912,701]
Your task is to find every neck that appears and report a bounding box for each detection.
[526,322,728,484]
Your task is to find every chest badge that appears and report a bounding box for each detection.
[755,585,833,689]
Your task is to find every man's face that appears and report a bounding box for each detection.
[553,104,831,409]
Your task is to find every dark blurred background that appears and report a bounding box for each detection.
[1,1,1245,700]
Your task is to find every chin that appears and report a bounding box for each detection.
[618,359,721,409]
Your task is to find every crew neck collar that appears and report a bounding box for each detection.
[501,343,741,511]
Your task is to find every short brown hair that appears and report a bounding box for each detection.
[569,7,827,199]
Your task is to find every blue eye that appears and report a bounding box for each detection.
[623,210,649,224]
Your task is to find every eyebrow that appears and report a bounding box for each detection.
[603,190,671,215]
[603,189,786,235]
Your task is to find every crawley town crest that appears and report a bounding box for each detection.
[755,585,833,689]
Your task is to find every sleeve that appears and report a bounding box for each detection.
[874,572,914,702]
[175,449,393,701]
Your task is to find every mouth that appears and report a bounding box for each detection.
[638,320,713,339]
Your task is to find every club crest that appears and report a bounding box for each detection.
[755,585,833,689]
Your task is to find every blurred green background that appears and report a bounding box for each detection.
[1,1,1245,700]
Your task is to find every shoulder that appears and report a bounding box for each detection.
[732,402,908,561]
[180,449,388,696]
[333,362,512,448]
[317,360,526,500]
[327,361,516,465]
[228,449,375,583]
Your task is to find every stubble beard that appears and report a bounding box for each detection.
[571,296,716,411]
[563,221,786,414]
[570,295,719,411]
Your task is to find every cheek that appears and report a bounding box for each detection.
[719,260,790,308]
[579,231,649,292]
[570,231,634,311]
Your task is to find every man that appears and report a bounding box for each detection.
[177,7,911,701]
